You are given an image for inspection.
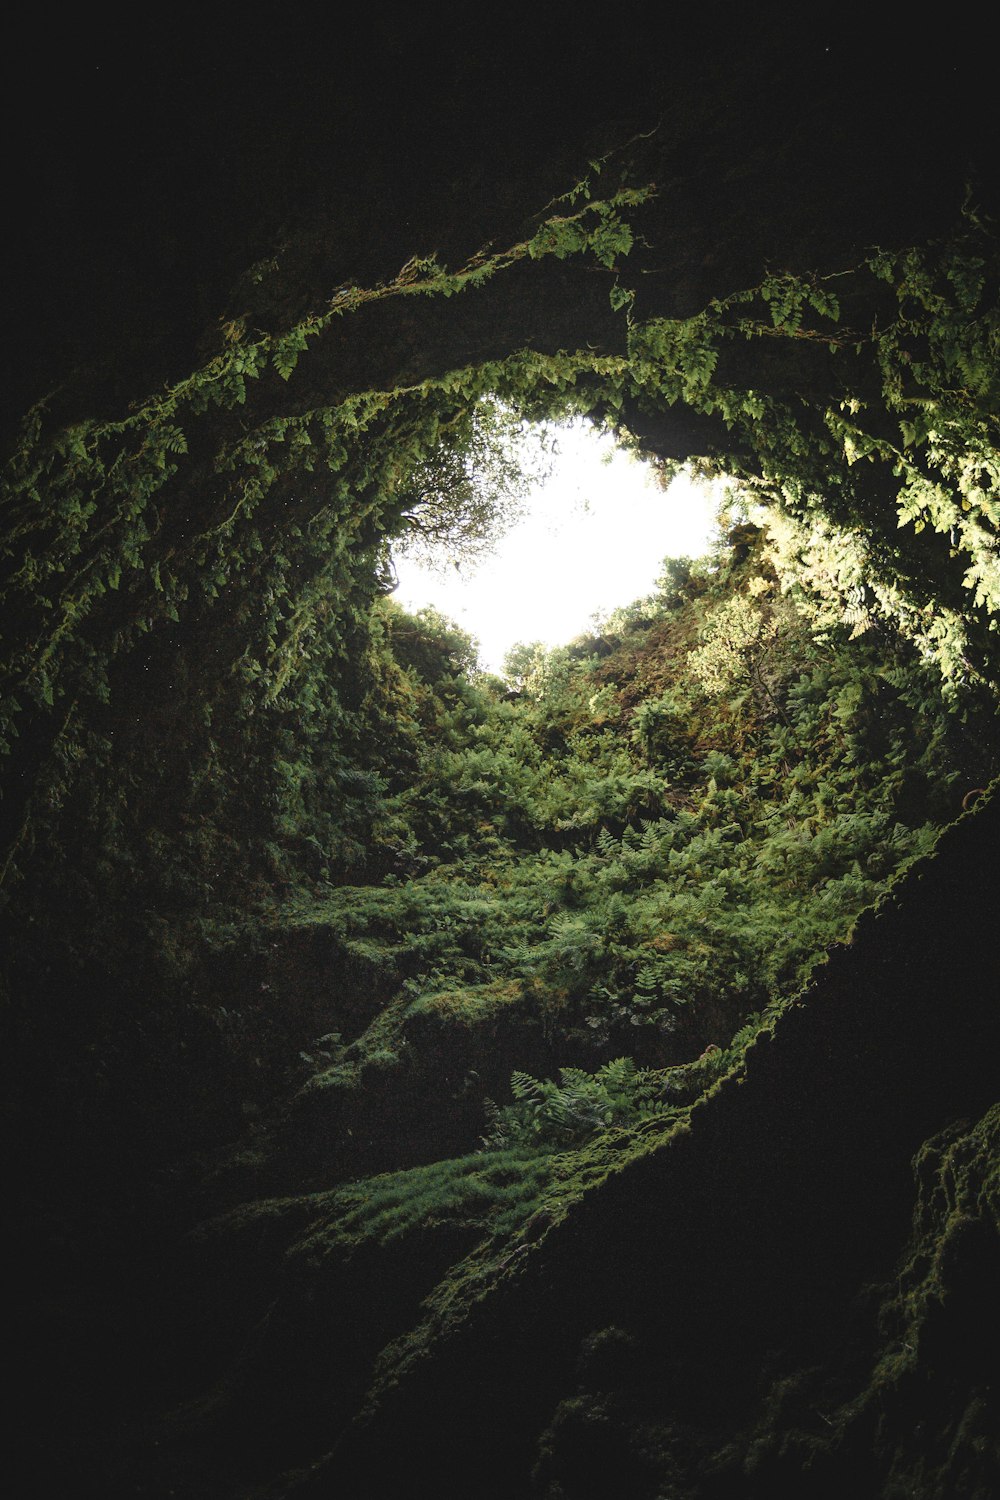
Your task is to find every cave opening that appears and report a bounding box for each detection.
[4,84,1000,1498]
[390,408,724,674]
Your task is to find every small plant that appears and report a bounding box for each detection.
[483,1057,676,1149]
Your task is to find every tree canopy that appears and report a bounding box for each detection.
[383,396,554,574]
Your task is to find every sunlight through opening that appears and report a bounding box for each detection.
[392,417,725,674]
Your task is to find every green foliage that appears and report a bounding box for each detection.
[4,154,1000,1241]
[384,398,554,573]
[623,213,1000,682]
[5,120,1000,1500]
[688,577,787,710]
[4,162,1000,962]
[0,168,652,927]
[258,516,999,1165]
[311,1148,560,1252]
[483,1057,678,1149]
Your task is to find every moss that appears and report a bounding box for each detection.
[403,976,526,1025]
[299,1147,560,1258]
[705,1104,1000,1498]
[352,1110,694,1425]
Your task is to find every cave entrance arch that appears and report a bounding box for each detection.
[3,129,999,943]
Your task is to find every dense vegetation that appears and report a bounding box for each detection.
[4,105,1000,1496]
[269,517,998,1165]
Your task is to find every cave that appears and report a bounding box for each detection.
[4,16,1000,1498]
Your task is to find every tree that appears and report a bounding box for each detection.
[688,577,791,723]
[386,398,554,573]
[501,640,548,691]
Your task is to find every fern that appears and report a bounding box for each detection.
[485,1057,678,1149]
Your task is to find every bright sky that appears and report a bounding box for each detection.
[392,418,724,674]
